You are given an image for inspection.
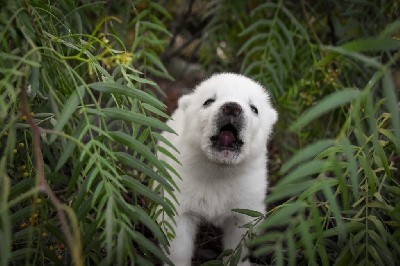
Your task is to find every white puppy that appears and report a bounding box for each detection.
[158,73,277,265]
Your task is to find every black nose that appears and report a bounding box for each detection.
[222,102,242,117]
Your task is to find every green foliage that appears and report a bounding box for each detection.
[238,1,311,99]
[0,0,176,265]
[200,0,399,265]
[256,63,400,264]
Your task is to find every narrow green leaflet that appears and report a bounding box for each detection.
[291,89,361,130]
[154,132,180,153]
[229,244,242,266]
[142,102,170,119]
[276,160,326,187]
[257,202,306,231]
[231,208,263,218]
[126,228,172,265]
[115,152,173,191]
[299,218,317,265]
[49,85,86,144]
[55,120,88,171]
[341,138,359,198]
[109,131,173,179]
[341,37,400,52]
[383,72,400,152]
[105,197,114,265]
[103,108,175,133]
[89,82,166,110]
[281,139,335,173]
[120,175,174,216]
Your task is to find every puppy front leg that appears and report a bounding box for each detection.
[222,218,251,266]
[167,214,198,266]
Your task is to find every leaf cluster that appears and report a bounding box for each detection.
[0,0,177,265]
[198,0,399,265]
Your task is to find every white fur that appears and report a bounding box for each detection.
[158,73,277,266]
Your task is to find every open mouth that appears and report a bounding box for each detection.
[210,124,244,151]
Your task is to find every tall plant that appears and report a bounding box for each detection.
[0,0,176,265]
[203,1,400,265]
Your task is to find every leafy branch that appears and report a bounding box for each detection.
[19,72,83,265]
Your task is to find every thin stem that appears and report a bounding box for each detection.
[20,73,83,266]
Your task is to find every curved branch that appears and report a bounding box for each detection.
[20,73,82,266]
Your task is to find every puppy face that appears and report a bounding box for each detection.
[179,73,277,165]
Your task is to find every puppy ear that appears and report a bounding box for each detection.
[178,94,192,111]
[268,107,278,126]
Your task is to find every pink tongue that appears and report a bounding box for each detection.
[218,131,235,146]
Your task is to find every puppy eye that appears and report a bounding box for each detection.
[203,98,215,107]
[250,105,258,114]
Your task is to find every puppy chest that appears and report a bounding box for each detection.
[181,182,242,222]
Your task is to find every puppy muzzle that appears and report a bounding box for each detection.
[210,102,245,151]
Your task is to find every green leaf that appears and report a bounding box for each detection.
[258,202,306,231]
[10,248,36,261]
[149,2,172,19]
[10,206,33,225]
[201,260,224,266]
[154,132,179,153]
[110,131,174,180]
[323,45,382,68]
[231,208,263,218]
[276,160,326,187]
[49,85,86,143]
[142,102,170,119]
[0,170,11,266]
[118,197,169,247]
[317,243,329,266]
[136,255,154,266]
[55,119,88,171]
[341,37,400,52]
[253,245,275,257]
[229,243,242,266]
[217,249,234,259]
[120,175,174,216]
[299,218,317,265]
[323,221,364,238]
[291,89,361,130]
[126,227,172,265]
[358,155,376,193]
[287,231,296,266]
[341,138,359,198]
[115,152,173,191]
[140,21,171,36]
[89,82,166,110]
[281,139,335,173]
[274,241,284,266]
[157,146,181,165]
[367,245,385,266]
[116,228,125,266]
[105,197,114,265]
[381,20,400,36]
[383,71,400,152]
[321,181,345,241]
[66,157,85,197]
[9,178,35,200]
[103,108,174,133]
[267,180,315,203]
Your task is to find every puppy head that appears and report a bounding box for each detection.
[179,73,277,165]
